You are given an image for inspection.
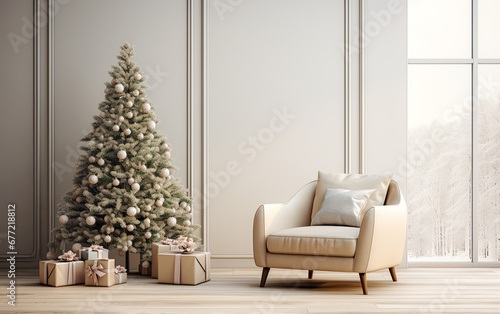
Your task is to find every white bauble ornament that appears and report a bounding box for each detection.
[126,224,135,232]
[159,168,170,178]
[131,182,140,192]
[126,101,133,107]
[104,235,112,243]
[147,120,156,130]
[161,143,169,150]
[46,250,58,260]
[134,73,142,80]
[140,165,147,171]
[117,150,127,160]
[112,125,120,131]
[180,201,187,209]
[132,90,139,96]
[76,196,83,203]
[148,134,154,139]
[164,151,171,158]
[104,215,111,223]
[145,232,152,239]
[97,143,104,149]
[86,216,96,226]
[127,240,133,247]
[137,133,144,140]
[118,116,124,122]
[59,215,69,225]
[126,112,133,119]
[118,250,126,256]
[154,184,161,190]
[89,156,95,163]
[115,83,124,93]
[127,207,137,216]
[104,88,110,94]
[128,178,135,185]
[143,218,151,227]
[87,141,95,148]
[144,205,151,212]
[142,261,150,269]
[106,183,112,189]
[98,158,105,166]
[156,198,164,207]
[72,243,82,253]
[122,246,129,252]
[113,178,120,186]
[186,205,192,212]
[142,103,151,113]
[183,220,192,227]
[124,128,131,136]
[136,207,140,214]
[89,175,98,184]
[145,153,152,160]
[167,217,177,227]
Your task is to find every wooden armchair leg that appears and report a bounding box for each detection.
[308,270,314,279]
[389,267,397,282]
[260,267,270,287]
[359,273,368,295]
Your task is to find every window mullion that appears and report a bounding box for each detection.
[472,0,479,265]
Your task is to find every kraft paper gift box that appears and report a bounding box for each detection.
[152,242,181,278]
[85,259,115,287]
[39,260,85,287]
[114,273,127,284]
[78,246,109,261]
[158,252,211,285]
[114,265,127,284]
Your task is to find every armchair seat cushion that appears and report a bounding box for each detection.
[266,226,359,257]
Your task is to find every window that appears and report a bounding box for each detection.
[408,0,500,264]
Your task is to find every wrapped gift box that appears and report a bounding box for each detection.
[158,252,211,285]
[114,273,127,284]
[152,242,180,278]
[78,246,109,261]
[114,265,127,284]
[85,259,115,287]
[39,260,85,287]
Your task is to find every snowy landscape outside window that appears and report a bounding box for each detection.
[408,0,500,263]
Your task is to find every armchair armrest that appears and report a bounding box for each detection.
[354,190,407,273]
[253,181,317,267]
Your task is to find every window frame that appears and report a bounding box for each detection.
[408,0,500,267]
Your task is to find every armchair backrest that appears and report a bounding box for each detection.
[384,180,401,206]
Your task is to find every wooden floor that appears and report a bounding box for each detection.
[1,267,500,313]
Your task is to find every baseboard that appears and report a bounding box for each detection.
[211,257,257,268]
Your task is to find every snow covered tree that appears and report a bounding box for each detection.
[50,43,197,263]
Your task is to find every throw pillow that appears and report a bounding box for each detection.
[311,188,376,227]
[311,172,393,223]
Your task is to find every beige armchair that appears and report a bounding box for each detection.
[253,180,406,294]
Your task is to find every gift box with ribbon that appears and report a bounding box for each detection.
[114,265,127,284]
[157,252,211,285]
[152,237,196,279]
[84,259,115,287]
[39,251,85,287]
[78,245,109,261]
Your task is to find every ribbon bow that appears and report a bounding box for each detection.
[160,238,177,245]
[87,260,107,286]
[115,265,127,274]
[88,245,104,251]
[58,250,79,261]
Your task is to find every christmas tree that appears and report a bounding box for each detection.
[50,43,197,263]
